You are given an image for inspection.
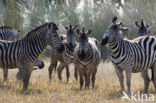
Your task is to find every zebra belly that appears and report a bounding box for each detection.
[113,59,154,73]
[0,50,17,68]
[132,61,154,72]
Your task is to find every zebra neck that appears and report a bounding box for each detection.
[65,45,75,59]
[108,37,124,59]
[23,35,47,60]
[77,44,93,67]
[78,44,93,61]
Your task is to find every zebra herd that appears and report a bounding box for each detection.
[0,17,156,95]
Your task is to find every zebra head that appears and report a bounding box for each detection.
[46,22,64,53]
[76,27,91,58]
[0,26,19,41]
[101,16,128,46]
[64,22,78,49]
[34,58,44,69]
[135,19,152,37]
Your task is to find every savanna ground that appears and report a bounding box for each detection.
[0,58,156,103]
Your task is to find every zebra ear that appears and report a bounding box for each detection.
[112,16,118,23]
[48,24,52,28]
[65,26,68,30]
[146,23,152,29]
[74,25,78,29]
[76,29,81,35]
[87,29,92,35]
[135,21,140,28]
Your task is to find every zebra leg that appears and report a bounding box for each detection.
[16,68,23,81]
[151,64,156,93]
[152,70,156,93]
[74,66,78,81]
[91,68,97,89]
[126,70,132,94]
[141,70,150,93]
[65,64,70,83]
[48,60,57,82]
[115,67,125,93]
[78,68,84,90]
[57,63,65,81]
[3,69,8,82]
[85,69,91,89]
[22,68,31,91]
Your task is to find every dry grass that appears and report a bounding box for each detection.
[0,58,156,103]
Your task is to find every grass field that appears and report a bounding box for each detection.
[0,58,156,103]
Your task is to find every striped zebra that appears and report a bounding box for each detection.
[0,26,45,82]
[135,19,156,93]
[0,22,64,90]
[101,17,156,94]
[135,19,151,37]
[48,23,78,82]
[0,26,19,81]
[74,28,101,89]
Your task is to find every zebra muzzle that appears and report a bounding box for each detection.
[57,44,65,53]
[79,50,86,58]
[101,36,109,46]
[38,61,44,69]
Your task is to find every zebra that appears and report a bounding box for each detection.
[135,19,152,37]
[74,28,101,89]
[135,19,156,93]
[101,17,156,94]
[48,23,78,82]
[0,26,45,82]
[0,26,19,81]
[0,22,64,91]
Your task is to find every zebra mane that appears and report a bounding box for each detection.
[26,22,57,37]
[0,26,13,30]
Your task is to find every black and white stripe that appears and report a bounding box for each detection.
[74,28,101,89]
[0,26,19,81]
[0,22,64,90]
[101,17,156,94]
[0,26,45,82]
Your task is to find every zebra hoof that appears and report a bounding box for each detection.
[140,90,147,94]
[21,89,30,95]
[49,79,52,83]
[3,79,8,83]
[85,86,90,90]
